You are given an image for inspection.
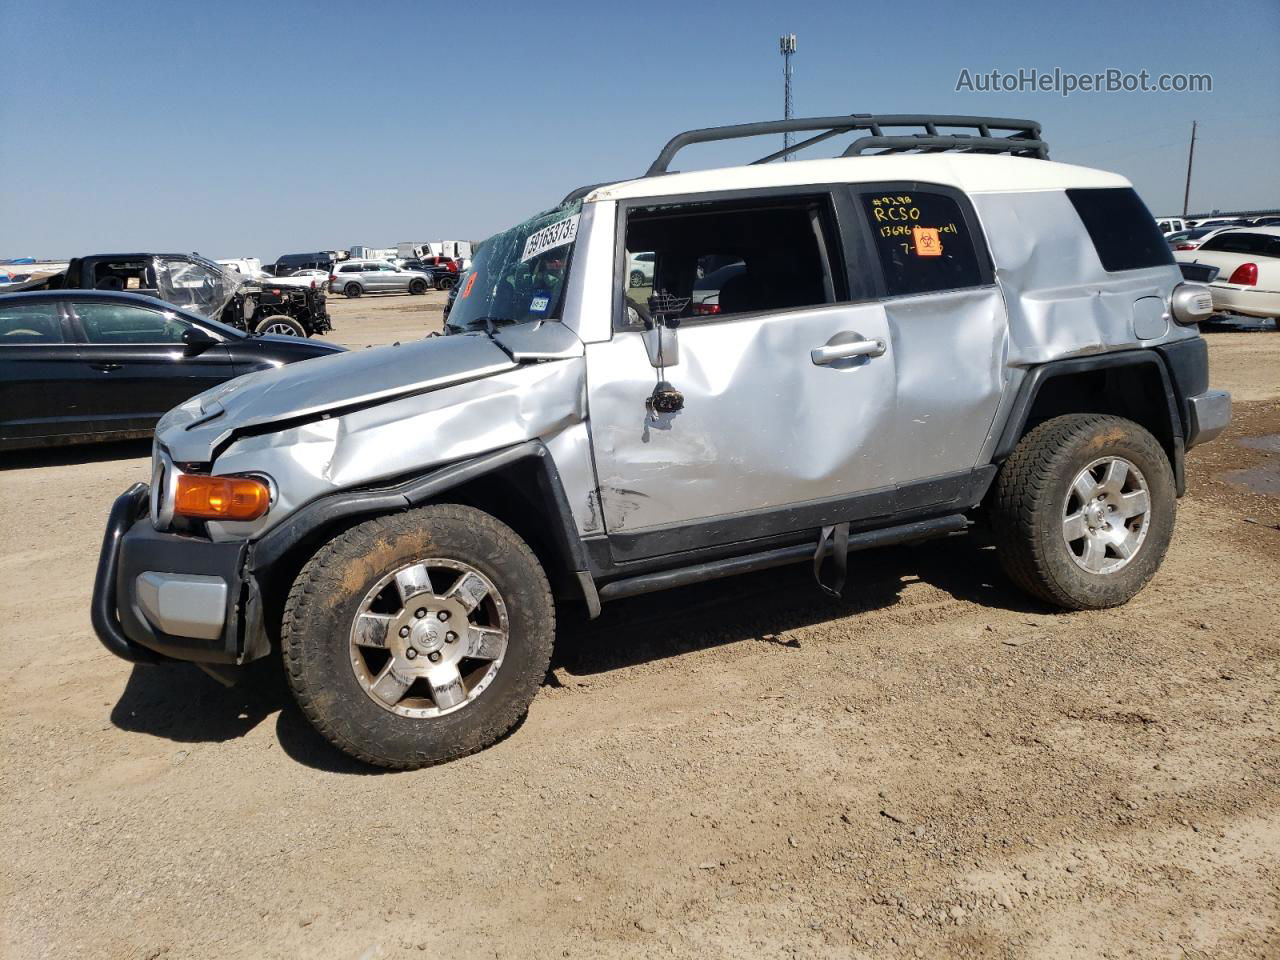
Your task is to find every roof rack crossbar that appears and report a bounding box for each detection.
[843,134,1048,158]
[644,114,1046,175]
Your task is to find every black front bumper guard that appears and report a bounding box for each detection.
[91,483,269,669]
[91,483,168,664]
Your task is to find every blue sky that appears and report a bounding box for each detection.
[1,0,1276,261]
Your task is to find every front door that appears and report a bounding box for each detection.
[585,189,900,563]
[67,300,236,434]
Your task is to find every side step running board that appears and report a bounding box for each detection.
[596,514,969,603]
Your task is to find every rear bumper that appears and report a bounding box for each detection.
[91,484,268,665]
[1185,390,1231,449]
[1207,283,1280,320]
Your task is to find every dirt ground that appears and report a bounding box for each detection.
[1,298,1277,960]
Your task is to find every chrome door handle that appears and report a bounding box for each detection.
[810,337,886,365]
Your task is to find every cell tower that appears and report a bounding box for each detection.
[780,33,797,159]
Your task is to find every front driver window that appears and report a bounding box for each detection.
[76,303,189,344]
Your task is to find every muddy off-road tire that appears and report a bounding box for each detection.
[282,505,554,769]
[990,414,1176,610]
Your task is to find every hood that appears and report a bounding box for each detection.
[159,332,516,461]
[157,322,585,463]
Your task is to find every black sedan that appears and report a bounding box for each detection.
[0,290,344,451]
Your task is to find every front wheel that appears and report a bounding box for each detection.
[629,270,645,288]
[254,315,307,337]
[990,414,1176,610]
[282,505,555,769]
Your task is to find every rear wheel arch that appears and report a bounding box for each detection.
[994,353,1185,494]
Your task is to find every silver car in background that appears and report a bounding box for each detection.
[330,260,433,298]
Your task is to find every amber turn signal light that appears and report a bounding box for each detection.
[174,474,270,521]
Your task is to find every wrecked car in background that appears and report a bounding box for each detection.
[93,113,1230,770]
[42,253,332,337]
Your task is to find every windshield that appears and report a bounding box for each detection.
[446,200,580,332]
[153,255,241,320]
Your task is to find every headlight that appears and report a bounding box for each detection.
[150,445,178,529]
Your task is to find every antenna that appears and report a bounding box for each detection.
[779,34,797,160]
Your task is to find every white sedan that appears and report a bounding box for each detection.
[1176,226,1280,321]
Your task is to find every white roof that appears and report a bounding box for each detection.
[585,153,1130,203]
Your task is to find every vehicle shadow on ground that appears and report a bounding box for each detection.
[0,438,151,471]
[555,531,1048,677]
[108,532,1048,774]
[111,659,286,744]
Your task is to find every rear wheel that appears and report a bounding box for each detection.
[408,278,428,295]
[282,505,555,769]
[254,315,307,337]
[990,414,1175,610]
[344,282,362,298]
[629,270,644,288]
[436,275,458,291]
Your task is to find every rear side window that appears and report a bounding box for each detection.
[859,191,984,296]
[0,302,64,343]
[1066,188,1175,271]
[1199,232,1280,258]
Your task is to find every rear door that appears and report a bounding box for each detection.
[0,299,86,447]
[67,300,238,433]
[850,185,1007,489]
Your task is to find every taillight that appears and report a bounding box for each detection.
[1227,262,1258,285]
[693,303,721,315]
[329,274,336,284]
[448,261,458,273]
[1175,242,1196,250]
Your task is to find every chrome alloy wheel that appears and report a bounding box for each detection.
[1062,456,1151,575]
[261,321,301,336]
[349,560,509,718]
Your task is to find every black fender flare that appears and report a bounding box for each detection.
[249,440,599,614]
[992,349,1186,495]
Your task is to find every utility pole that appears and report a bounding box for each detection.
[1182,120,1197,217]
[780,34,797,159]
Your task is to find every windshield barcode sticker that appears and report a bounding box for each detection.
[520,214,580,262]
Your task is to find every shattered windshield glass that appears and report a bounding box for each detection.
[446,201,580,332]
[153,255,241,320]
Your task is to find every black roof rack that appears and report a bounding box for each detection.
[560,114,1047,205]
[647,114,1047,176]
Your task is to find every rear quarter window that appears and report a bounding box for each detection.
[1066,188,1175,272]
[859,190,985,296]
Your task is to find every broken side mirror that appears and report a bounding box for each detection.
[641,320,679,368]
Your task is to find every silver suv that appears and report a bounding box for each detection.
[94,114,1230,769]
[330,260,433,297]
